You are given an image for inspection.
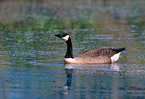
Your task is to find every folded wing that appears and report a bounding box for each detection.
[76,47,125,58]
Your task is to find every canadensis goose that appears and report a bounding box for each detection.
[55,33,125,64]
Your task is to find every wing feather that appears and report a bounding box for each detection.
[76,48,125,58]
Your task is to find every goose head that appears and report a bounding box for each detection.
[55,32,70,41]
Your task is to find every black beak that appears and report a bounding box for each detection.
[55,34,61,38]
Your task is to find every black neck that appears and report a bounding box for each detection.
[65,37,73,58]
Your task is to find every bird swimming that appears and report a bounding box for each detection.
[55,32,125,64]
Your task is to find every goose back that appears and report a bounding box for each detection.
[76,48,125,58]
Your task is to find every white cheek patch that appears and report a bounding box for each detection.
[62,35,69,41]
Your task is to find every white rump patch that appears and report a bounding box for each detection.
[62,35,69,41]
[111,52,121,63]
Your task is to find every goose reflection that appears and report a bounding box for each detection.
[62,63,120,94]
[61,68,73,94]
[65,63,120,75]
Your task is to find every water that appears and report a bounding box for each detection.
[0,0,145,99]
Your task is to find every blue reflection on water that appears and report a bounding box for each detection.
[56,63,145,99]
[0,62,145,99]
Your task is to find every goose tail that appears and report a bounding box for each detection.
[119,47,126,52]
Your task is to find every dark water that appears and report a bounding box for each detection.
[0,0,145,99]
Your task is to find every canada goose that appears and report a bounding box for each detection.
[55,32,125,64]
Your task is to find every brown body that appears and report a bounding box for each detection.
[64,48,125,64]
